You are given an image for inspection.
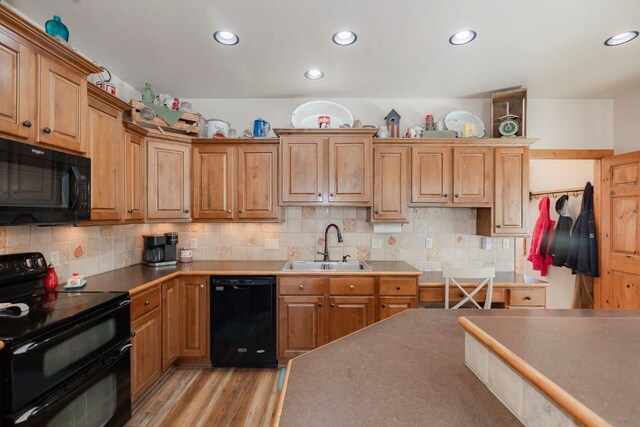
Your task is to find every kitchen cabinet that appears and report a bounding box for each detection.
[0,30,31,140]
[411,146,492,206]
[370,146,409,222]
[326,277,375,342]
[147,135,191,220]
[477,146,529,236]
[177,276,209,362]
[87,85,128,221]
[192,142,281,221]
[162,279,179,372]
[278,129,376,206]
[123,122,147,221]
[506,288,546,308]
[379,297,416,320]
[378,277,418,320]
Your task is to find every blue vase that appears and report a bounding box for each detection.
[45,16,69,42]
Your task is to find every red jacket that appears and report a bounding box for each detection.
[527,197,556,276]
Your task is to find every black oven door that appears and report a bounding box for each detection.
[0,137,90,225]
[6,299,131,412]
[8,342,131,427]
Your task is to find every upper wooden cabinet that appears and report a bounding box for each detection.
[123,122,147,221]
[411,146,492,206]
[371,145,409,222]
[278,129,376,206]
[147,136,191,220]
[0,30,31,140]
[192,141,281,221]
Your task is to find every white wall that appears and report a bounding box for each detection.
[184,97,614,149]
[613,87,640,154]
[522,159,595,308]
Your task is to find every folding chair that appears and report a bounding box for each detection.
[443,267,496,309]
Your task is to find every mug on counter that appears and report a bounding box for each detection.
[179,247,193,263]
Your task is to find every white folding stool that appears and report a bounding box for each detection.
[443,267,496,309]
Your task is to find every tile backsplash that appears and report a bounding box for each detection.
[0,207,514,281]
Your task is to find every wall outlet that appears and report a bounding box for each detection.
[481,237,492,250]
[49,251,60,266]
[425,238,433,249]
[502,239,511,249]
[265,239,279,249]
[371,239,383,249]
[191,238,198,249]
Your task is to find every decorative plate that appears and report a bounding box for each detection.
[291,101,354,128]
[444,110,486,137]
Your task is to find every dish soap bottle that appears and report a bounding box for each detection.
[43,263,59,292]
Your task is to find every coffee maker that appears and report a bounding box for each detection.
[143,232,178,267]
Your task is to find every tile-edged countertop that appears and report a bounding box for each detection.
[275,309,635,427]
[459,314,640,426]
[419,271,549,288]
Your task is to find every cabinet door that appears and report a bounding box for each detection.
[278,295,325,359]
[372,146,408,221]
[494,147,528,235]
[131,309,162,403]
[147,139,191,219]
[162,280,179,371]
[178,277,209,360]
[0,31,31,140]
[379,297,416,320]
[453,147,492,205]
[327,296,374,342]
[328,137,372,204]
[238,145,280,220]
[411,147,451,204]
[88,97,124,221]
[38,55,87,153]
[124,130,145,221]
[192,145,234,219]
[281,137,324,204]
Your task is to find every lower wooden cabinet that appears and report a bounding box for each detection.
[328,296,375,342]
[178,276,210,361]
[162,279,179,371]
[379,297,417,320]
[278,295,325,359]
[130,308,162,403]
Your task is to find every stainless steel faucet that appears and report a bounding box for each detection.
[317,223,343,262]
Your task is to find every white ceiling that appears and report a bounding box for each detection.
[7,0,640,99]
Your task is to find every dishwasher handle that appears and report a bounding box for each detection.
[232,285,250,290]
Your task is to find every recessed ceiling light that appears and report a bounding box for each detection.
[304,69,324,80]
[213,30,239,45]
[604,31,638,46]
[449,30,477,45]
[332,31,357,46]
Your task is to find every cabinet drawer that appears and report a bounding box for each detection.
[509,289,546,307]
[380,278,417,296]
[131,285,161,321]
[419,287,505,303]
[329,278,375,295]
[279,277,325,295]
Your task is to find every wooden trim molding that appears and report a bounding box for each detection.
[88,84,130,111]
[123,121,149,138]
[458,317,612,427]
[529,149,614,159]
[274,128,378,136]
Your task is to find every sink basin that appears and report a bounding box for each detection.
[282,261,371,272]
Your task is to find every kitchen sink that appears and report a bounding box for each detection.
[282,261,371,272]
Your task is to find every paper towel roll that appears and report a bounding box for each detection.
[372,223,403,234]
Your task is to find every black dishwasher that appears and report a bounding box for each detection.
[210,276,277,368]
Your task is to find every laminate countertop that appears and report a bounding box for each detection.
[275,309,636,427]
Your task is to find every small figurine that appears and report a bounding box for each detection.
[384,109,401,138]
[405,124,424,139]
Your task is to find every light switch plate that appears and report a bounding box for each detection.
[191,238,198,249]
[502,239,510,249]
[371,239,383,249]
[265,239,279,249]
[425,238,433,249]
[481,237,492,250]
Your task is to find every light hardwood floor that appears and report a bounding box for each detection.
[127,367,281,427]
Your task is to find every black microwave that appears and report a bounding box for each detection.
[0,138,90,225]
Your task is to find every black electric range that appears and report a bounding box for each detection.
[0,252,132,427]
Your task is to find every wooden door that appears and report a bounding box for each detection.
[87,97,124,221]
[124,128,145,221]
[238,145,280,220]
[379,297,416,320]
[178,276,210,360]
[411,147,451,204]
[38,55,87,153]
[278,295,325,359]
[280,137,324,204]
[328,136,372,204]
[147,139,191,219]
[372,146,409,221]
[131,309,162,403]
[0,30,31,140]
[327,296,374,342]
[493,147,529,235]
[453,147,492,205]
[162,280,179,371]
[601,152,640,309]
[192,145,234,219]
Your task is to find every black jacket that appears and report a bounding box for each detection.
[548,195,573,267]
[565,182,599,277]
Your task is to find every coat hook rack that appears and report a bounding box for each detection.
[529,187,585,200]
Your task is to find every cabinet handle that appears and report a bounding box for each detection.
[239,209,244,213]
[127,209,133,213]
[131,331,136,337]
[525,296,532,301]
[299,284,304,289]
[330,303,335,307]
[330,193,334,197]
[459,292,464,298]
[381,304,386,308]
[443,194,448,198]
[200,285,204,288]
[43,127,52,134]
[349,285,355,290]
[454,194,460,198]
[227,209,231,214]
[318,193,322,197]
[184,209,190,214]
[396,286,401,290]
[374,210,380,215]
[144,300,150,305]
[22,120,32,128]
[496,225,502,228]
[318,302,323,307]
